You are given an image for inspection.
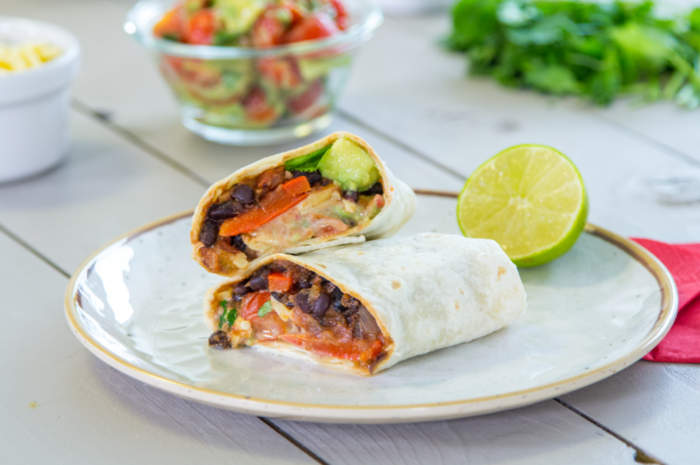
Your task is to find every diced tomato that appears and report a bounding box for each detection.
[258,57,303,89]
[184,9,216,45]
[287,79,324,115]
[268,273,292,292]
[248,312,287,341]
[219,176,311,236]
[310,214,349,238]
[281,0,307,25]
[153,6,185,39]
[240,291,271,319]
[241,86,280,123]
[251,9,288,48]
[284,12,340,44]
[280,335,382,362]
[330,0,349,30]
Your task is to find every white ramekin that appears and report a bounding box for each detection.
[0,17,80,183]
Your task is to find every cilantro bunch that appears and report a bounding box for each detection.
[446,0,700,108]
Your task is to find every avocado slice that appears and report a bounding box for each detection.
[318,138,380,192]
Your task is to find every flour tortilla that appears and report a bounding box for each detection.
[204,233,527,376]
[191,132,416,277]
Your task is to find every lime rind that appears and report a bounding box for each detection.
[457,144,588,267]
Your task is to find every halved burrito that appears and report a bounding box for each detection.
[204,234,527,376]
[191,132,416,276]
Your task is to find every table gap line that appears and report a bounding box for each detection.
[554,398,665,465]
[258,418,330,465]
[0,222,70,278]
[71,99,213,188]
[597,113,700,168]
[336,108,469,181]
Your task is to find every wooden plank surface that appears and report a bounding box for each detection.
[272,402,641,465]
[2,0,699,463]
[0,233,317,465]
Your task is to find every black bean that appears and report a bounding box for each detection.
[320,178,332,186]
[248,275,268,291]
[343,190,359,202]
[230,235,248,253]
[231,184,254,204]
[295,291,312,314]
[312,293,331,318]
[199,220,219,247]
[234,283,249,295]
[292,170,322,186]
[272,292,294,308]
[208,200,243,220]
[361,182,384,196]
[208,331,231,349]
[331,287,346,312]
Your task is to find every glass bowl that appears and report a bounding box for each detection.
[124,0,382,146]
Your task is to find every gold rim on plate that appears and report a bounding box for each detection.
[64,191,679,422]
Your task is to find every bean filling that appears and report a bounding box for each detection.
[210,260,389,372]
[197,164,386,275]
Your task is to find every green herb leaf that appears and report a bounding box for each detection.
[257,300,272,318]
[218,301,228,330]
[218,300,238,329]
[284,145,331,172]
[446,0,700,109]
[226,306,238,326]
[213,31,241,46]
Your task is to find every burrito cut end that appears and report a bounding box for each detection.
[205,256,393,376]
[191,132,413,277]
[204,234,527,376]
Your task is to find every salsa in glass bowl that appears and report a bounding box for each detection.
[125,0,382,145]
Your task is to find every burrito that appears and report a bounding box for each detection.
[191,132,416,276]
[204,234,527,376]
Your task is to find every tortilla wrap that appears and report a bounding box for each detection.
[204,233,527,376]
[191,131,416,277]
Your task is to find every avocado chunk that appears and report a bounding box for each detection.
[318,139,380,191]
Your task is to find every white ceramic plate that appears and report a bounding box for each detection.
[65,193,677,423]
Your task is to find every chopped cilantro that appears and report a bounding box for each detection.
[161,33,180,42]
[257,300,272,318]
[218,300,238,329]
[284,145,331,172]
[213,31,241,46]
[446,0,700,109]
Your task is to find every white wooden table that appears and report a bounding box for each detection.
[2,1,699,463]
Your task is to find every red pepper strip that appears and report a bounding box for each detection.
[239,291,271,320]
[279,335,383,362]
[219,176,311,237]
[268,273,292,293]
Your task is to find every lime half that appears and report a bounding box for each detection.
[457,145,588,267]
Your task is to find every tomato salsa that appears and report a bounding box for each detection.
[152,0,349,129]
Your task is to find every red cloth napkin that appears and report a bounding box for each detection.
[632,238,700,363]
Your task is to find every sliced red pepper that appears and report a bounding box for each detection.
[240,291,271,319]
[219,176,311,236]
[280,175,312,195]
[268,273,292,292]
